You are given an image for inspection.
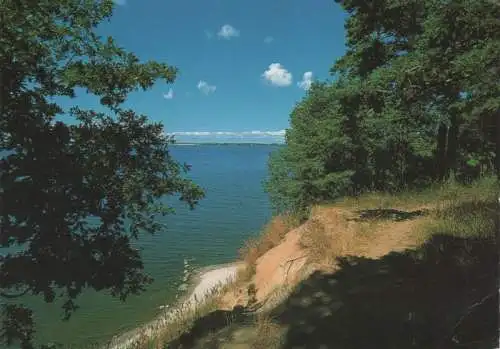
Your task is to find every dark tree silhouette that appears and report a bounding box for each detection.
[0,1,204,347]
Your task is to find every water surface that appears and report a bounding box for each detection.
[2,144,279,348]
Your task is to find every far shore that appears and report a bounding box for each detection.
[102,262,242,349]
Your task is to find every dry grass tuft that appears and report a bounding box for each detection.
[95,176,498,349]
[110,284,229,349]
[149,295,221,348]
[249,314,284,349]
[335,175,498,212]
[239,215,297,274]
[427,198,496,240]
[298,219,331,263]
[235,261,256,284]
[298,217,359,265]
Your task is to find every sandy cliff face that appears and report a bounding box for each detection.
[254,226,307,301]
[246,205,428,305]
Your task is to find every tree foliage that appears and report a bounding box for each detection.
[0,0,204,347]
[266,0,500,214]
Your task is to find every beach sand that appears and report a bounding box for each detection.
[104,263,241,349]
[185,263,240,306]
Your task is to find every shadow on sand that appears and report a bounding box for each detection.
[168,232,498,349]
[271,233,498,349]
[164,199,498,349]
[353,208,430,222]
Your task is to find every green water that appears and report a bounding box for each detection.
[2,144,279,348]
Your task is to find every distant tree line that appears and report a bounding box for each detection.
[265,0,499,216]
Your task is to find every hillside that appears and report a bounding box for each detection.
[137,177,498,349]
[2,0,498,347]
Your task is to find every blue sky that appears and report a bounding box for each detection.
[65,0,348,143]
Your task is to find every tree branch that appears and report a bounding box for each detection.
[282,255,308,282]
[449,291,496,344]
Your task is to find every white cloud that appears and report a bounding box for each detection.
[217,24,240,39]
[261,63,293,87]
[165,130,286,144]
[197,80,216,95]
[168,130,286,137]
[264,36,274,44]
[297,71,313,90]
[163,88,174,100]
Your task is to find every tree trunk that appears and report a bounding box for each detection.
[446,115,459,180]
[436,123,448,181]
[495,110,500,180]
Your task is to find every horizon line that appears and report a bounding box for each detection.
[165,129,286,137]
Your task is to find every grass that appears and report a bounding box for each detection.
[410,176,497,243]
[273,179,497,348]
[252,273,309,315]
[238,214,299,279]
[103,281,234,349]
[248,314,284,349]
[122,214,299,349]
[98,175,498,349]
[428,199,496,240]
[298,219,334,264]
[151,296,221,347]
[335,175,498,212]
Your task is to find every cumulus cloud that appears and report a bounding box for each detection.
[217,24,240,39]
[163,88,174,100]
[264,36,274,44]
[261,63,293,87]
[197,80,216,95]
[297,71,313,90]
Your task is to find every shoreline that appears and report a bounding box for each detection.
[102,262,242,349]
[178,262,241,303]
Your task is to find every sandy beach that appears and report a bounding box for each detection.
[185,263,240,306]
[103,263,241,349]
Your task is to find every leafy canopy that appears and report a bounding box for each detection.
[266,0,499,215]
[0,0,204,347]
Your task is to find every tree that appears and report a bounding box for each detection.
[264,82,358,215]
[266,0,499,214]
[334,0,500,181]
[0,1,204,347]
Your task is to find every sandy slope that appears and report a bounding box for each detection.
[106,205,429,349]
[250,206,427,304]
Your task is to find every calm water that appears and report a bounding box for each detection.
[4,144,279,348]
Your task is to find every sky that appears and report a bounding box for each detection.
[63,0,349,143]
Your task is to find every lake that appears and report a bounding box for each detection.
[3,143,279,348]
